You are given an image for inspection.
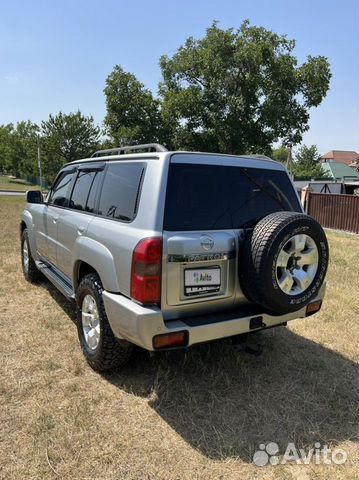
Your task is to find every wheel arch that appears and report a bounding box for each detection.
[20,211,37,258]
[73,260,98,292]
[72,237,120,293]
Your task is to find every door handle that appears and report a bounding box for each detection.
[51,217,59,224]
[77,226,85,235]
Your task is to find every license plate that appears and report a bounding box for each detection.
[184,267,221,296]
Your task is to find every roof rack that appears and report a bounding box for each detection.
[243,154,275,162]
[91,143,168,158]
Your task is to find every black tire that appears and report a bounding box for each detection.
[76,273,133,372]
[21,229,42,282]
[240,211,329,313]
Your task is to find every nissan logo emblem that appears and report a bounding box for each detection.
[200,235,214,251]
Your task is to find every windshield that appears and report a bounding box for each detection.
[164,163,301,231]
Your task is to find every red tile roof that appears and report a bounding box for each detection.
[321,150,359,166]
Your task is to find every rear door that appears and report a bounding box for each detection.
[161,154,302,316]
[56,163,104,279]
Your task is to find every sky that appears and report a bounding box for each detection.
[0,0,358,154]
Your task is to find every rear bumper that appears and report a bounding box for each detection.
[102,285,326,351]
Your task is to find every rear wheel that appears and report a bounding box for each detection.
[240,212,329,313]
[76,273,133,372]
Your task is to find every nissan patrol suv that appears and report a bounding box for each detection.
[20,144,329,371]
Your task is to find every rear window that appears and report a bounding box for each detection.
[98,163,144,221]
[164,164,301,231]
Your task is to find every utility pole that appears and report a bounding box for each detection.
[37,135,42,192]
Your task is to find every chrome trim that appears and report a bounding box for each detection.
[168,251,235,263]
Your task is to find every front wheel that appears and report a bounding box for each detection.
[76,273,133,372]
[21,229,42,282]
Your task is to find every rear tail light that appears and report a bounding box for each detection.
[131,237,162,305]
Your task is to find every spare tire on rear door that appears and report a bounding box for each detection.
[240,211,329,314]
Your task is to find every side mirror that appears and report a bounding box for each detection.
[26,190,43,204]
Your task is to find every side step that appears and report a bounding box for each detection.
[36,261,75,300]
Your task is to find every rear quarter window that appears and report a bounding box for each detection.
[98,163,144,222]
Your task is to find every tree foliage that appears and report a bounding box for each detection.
[41,111,100,180]
[159,21,331,153]
[271,145,290,163]
[0,122,39,177]
[104,65,161,145]
[0,113,100,183]
[351,157,359,172]
[103,22,330,152]
[12,121,39,177]
[0,124,15,174]
[289,144,329,179]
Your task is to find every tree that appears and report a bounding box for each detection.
[12,121,39,177]
[41,111,100,181]
[0,124,15,174]
[0,122,39,177]
[289,144,329,179]
[159,21,331,153]
[271,145,290,163]
[104,65,162,145]
[351,157,359,172]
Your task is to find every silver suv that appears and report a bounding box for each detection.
[20,144,329,371]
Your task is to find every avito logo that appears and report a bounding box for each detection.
[193,272,212,283]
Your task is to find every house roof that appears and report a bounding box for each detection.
[322,162,359,180]
[321,150,359,166]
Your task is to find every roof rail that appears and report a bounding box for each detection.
[91,143,168,158]
[243,154,274,162]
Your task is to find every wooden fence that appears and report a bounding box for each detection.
[306,192,359,234]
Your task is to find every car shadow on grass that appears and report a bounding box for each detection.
[107,326,359,463]
[43,279,359,463]
[42,279,77,323]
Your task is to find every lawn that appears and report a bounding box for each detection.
[1,196,358,480]
[0,175,38,191]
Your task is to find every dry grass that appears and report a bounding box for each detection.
[0,176,37,191]
[0,196,358,480]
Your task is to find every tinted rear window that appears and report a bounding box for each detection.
[98,163,144,221]
[69,170,97,211]
[164,164,301,231]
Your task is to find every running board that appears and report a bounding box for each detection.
[36,261,75,299]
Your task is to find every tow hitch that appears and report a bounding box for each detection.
[231,332,264,356]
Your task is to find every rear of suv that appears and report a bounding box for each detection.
[20,144,329,371]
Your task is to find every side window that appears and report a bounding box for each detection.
[69,170,96,211]
[98,163,144,221]
[49,170,76,207]
[86,171,103,213]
